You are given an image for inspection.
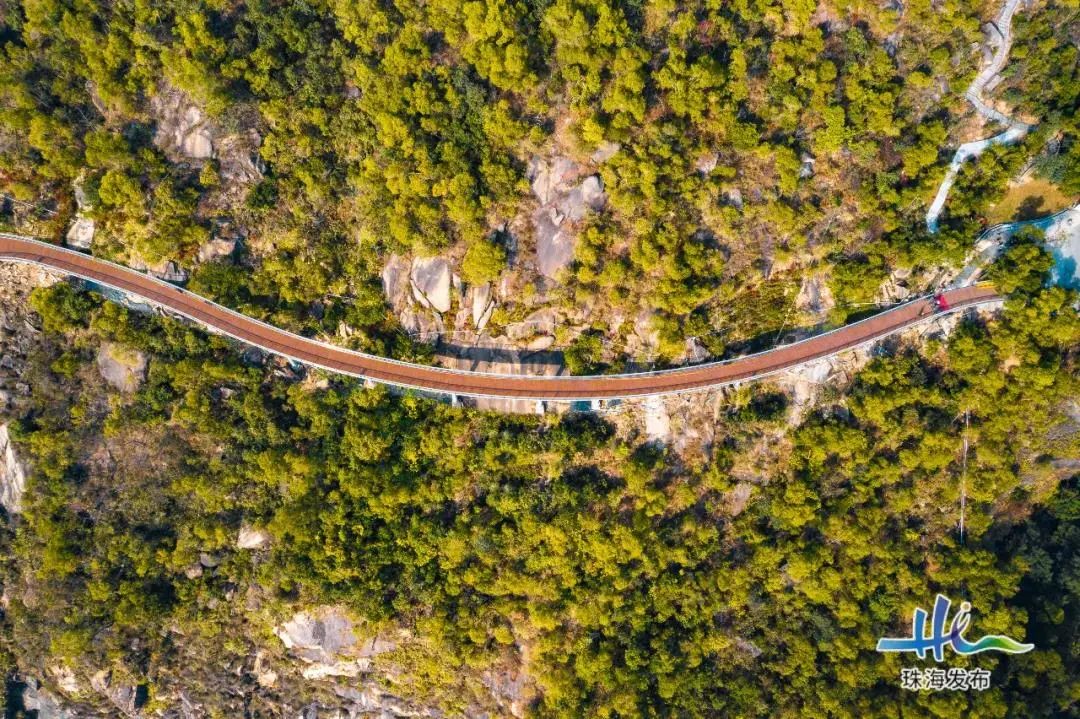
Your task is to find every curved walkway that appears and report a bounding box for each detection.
[0,233,1000,401]
[926,0,1032,232]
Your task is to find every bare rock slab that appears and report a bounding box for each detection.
[236,525,271,550]
[527,155,607,278]
[65,217,95,250]
[381,255,411,313]
[0,424,27,515]
[96,343,147,393]
[410,256,452,313]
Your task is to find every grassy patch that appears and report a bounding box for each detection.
[987,178,1076,223]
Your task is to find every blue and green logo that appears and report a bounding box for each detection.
[877,594,1034,662]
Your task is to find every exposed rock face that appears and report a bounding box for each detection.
[695,152,719,175]
[560,175,605,223]
[471,282,494,331]
[725,482,754,516]
[236,525,271,550]
[47,665,81,694]
[528,156,579,205]
[152,90,214,160]
[410,257,452,313]
[382,255,412,313]
[149,260,189,284]
[795,273,835,322]
[505,308,558,343]
[533,209,574,279]
[482,663,534,719]
[196,236,237,264]
[0,263,60,412]
[89,670,140,717]
[625,308,660,360]
[65,217,95,250]
[0,423,27,515]
[96,342,148,393]
[876,268,913,304]
[65,174,96,250]
[21,679,75,719]
[214,130,264,187]
[642,396,671,443]
[275,607,401,681]
[527,156,607,279]
[275,608,359,664]
[335,686,441,718]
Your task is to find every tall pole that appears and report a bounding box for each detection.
[960,409,969,543]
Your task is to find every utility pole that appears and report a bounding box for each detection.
[959,409,969,544]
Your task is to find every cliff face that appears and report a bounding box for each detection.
[0,424,27,516]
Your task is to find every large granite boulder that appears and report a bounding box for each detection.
[96,343,147,393]
[274,607,399,680]
[148,260,189,284]
[21,679,76,719]
[65,174,96,250]
[410,256,452,313]
[533,208,575,279]
[65,217,95,250]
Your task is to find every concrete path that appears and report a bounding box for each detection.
[926,0,1033,232]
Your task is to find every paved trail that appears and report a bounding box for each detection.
[926,0,1032,232]
[0,233,1000,401]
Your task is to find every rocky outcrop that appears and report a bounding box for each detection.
[642,395,671,443]
[152,89,214,160]
[590,141,620,164]
[795,273,834,322]
[410,257,452,314]
[196,233,238,264]
[695,152,719,175]
[527,156,606,278]
[65,174,95,250]
[471,283,494,331]
[275,607,401,681]
[236,525,271,550]
[89,670,142,717]
[147,259,189,284]
[151,87,262,187]
[214,130,264,187]
[275,607,359,665]
[505,308,558,345]
[96,343,147,393]
[0,423,27,515]
[21,679,76,719]
[65,217,95,250]
[382,254,412,314]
